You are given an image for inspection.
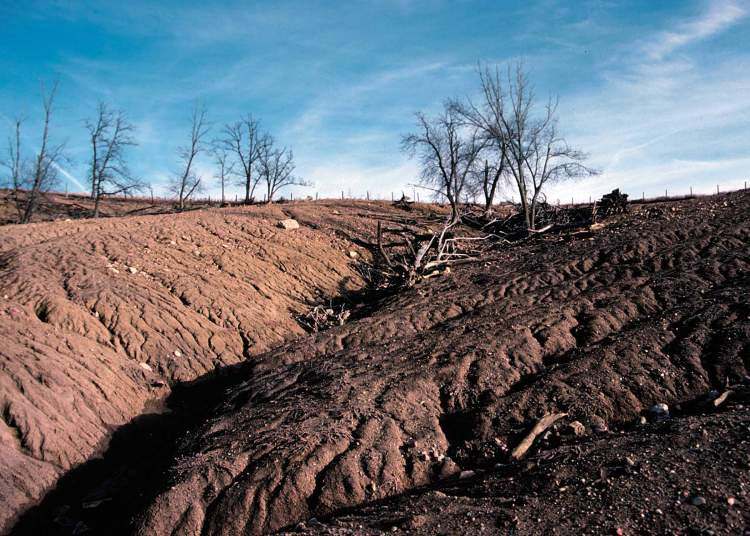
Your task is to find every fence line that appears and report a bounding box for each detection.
[24,181,750,209]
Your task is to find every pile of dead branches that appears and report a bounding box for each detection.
[373,220,493,287]
[599,189,629,216]
[298,303,350,332]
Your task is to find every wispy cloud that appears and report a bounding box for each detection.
[644,0,746,60]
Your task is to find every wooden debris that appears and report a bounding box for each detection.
[713,390,732,407]
[510,412,568,461]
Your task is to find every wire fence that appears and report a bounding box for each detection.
[52,181,748,208]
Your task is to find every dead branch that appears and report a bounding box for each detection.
[510,412,568,461]
[712,390,732,408]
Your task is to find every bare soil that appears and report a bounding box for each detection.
[2,192,748,535]
[0,199,444,533]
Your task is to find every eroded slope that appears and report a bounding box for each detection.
[0,201,429,532]
[133,193,749,535]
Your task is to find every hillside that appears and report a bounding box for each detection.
[2,193,748,535]
[0,200,444,533]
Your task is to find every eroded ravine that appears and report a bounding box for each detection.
[0,200,441,533]
[129,194,748,534]
[3,194,749,535]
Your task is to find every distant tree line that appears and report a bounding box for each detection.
[403,62,598,230]
[0,83,308,223]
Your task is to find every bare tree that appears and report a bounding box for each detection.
[472,63,596,230]
[170,105,209,210]
[523,105,597,228]
[1,117,29,221]
[212,146,234,205]
[258,138,308,203]
[85,103,143,217]
[19,82,66,224]
[221,115,266,204]
[402,103,484,225]
[451,65,512,217]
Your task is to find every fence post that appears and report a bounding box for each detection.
[665,189,667,198]
[341,190,344,200]
[366,191,369,201]
[391,192,394,201]
[315,192,318,200]
[417,192,420,203]
[690,186,693,196]
[642,192,645,201]
[717,184,720,195]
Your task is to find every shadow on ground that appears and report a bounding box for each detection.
[10,361,252,536]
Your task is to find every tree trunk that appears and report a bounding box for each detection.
[93,191,101,218]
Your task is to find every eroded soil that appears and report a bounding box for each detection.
[126,193,747,534]
[0,200,443,533]
[3,193,748,535]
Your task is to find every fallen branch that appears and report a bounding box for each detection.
[510,412,568,461]
[712,390,733,408]
[527,223,554,234]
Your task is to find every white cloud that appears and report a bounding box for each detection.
[644,0,746,60]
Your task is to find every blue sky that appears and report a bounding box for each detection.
[1,0,748,201]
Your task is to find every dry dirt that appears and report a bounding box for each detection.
[0,189,188,224]
[0,199,444,533]
[2,192,749,535]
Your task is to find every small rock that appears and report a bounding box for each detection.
[348,250,359,258]
[128,266,138,274]
[459,470,476,479]
[566,420,586,437]
[590,416,609,433]
[437,458,459,479]
[277,219,300,230]
[624,456,636,466]
[139,362,152,372]
[727,496,736,506]
[649,403,670,421]
[174,350,182,357]
[691,496,706,506]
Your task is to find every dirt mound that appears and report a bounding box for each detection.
[0,200,438,532]
[126,193,749,534]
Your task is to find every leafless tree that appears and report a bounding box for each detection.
[451,65,512,217]
[18,82,66,224]
[523,105,597,228]
[170,104,209,210]
[212,146,234,205]
[1,117,30,221]
[402,103,484,225]
[221,115,267,204]
[85,103,143,217]
[474,63,596,229]
[258,138,309,203]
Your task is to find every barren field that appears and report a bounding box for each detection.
[2,192,749,535]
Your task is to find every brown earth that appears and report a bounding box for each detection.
[124,192,749,535]
[0,189,185,224]
[0,199,445,533]
[2,192,748,535]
